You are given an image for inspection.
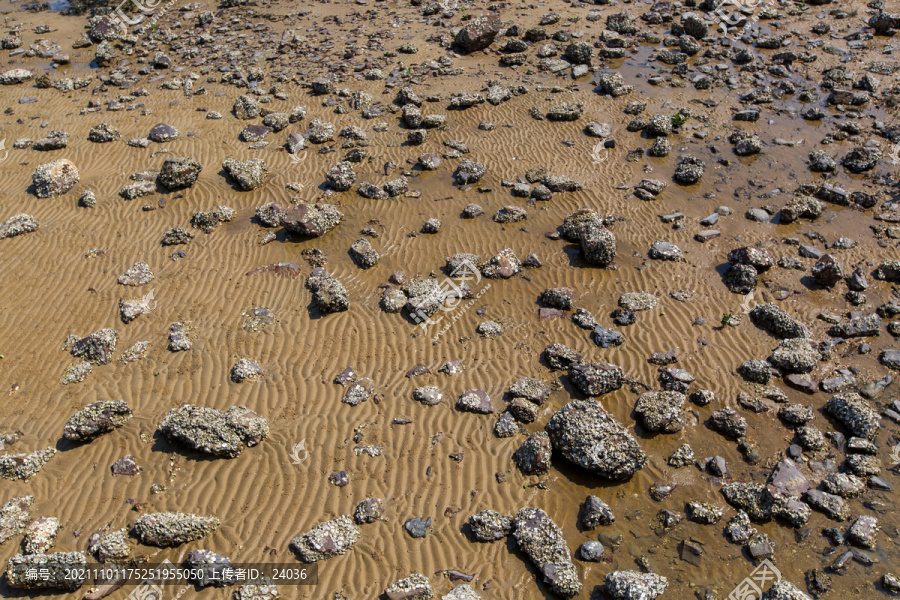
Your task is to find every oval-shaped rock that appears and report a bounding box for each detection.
[545,400,647,479]
[131,512,219,547]
[158,404,269,457]
[63,400,133,442]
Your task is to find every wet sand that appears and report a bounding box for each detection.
[0,0,899,598]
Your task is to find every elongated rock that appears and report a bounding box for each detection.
[824,393,880,440]
[6,552,87,590]
[749,304,808,339]
[0,214,38,239]
[159,404,268,458]
[605,570,668,600]
[0,447,56,480]
[512,507,581,598]
[63,400,133,442]
[568,362,625,396]
[131,512,219,547]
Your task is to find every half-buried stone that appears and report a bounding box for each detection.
[290,514,360,562]
[454,158,485,184]
[185,549,236,587]
[560,208,603,242]
[69,328,118,364]
[579,495,615,529]
[158,405,269,458]
[283,203,344,237]
[581,224,617,266]
[513,432,552,475]
[604,570,668,600]
[413,386,442,406]
[749,304,809,339]
[542,343,582,371]
[0,496,34,545]
[148,123,178,142]
[568,362,625,396]
[326,161,356,191]
[0,214,38,239]
[768,338,819,373]
[349,238,380,269]
[131,512,219,547]
[63,400,133,442]
[0,447,56,481]
[480,248,520,279]
[508,377,551,405]
[22,516,60,554]
[230,359,263,383]
[618,291,657,312]
[353,497,385,524]
[222,158,268,191]
[456,389,493,414]
[405,278,444,318]
[384,573,433,600]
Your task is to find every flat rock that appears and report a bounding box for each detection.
[456,389,493,414]
[568,362,625,396]
[283,203,344,237]
[158,404,268,457]
[604,570,668,600]
[290,514,360,562]
[131,512,219,547]
[385,573,433,600]
[769,459,811,497]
